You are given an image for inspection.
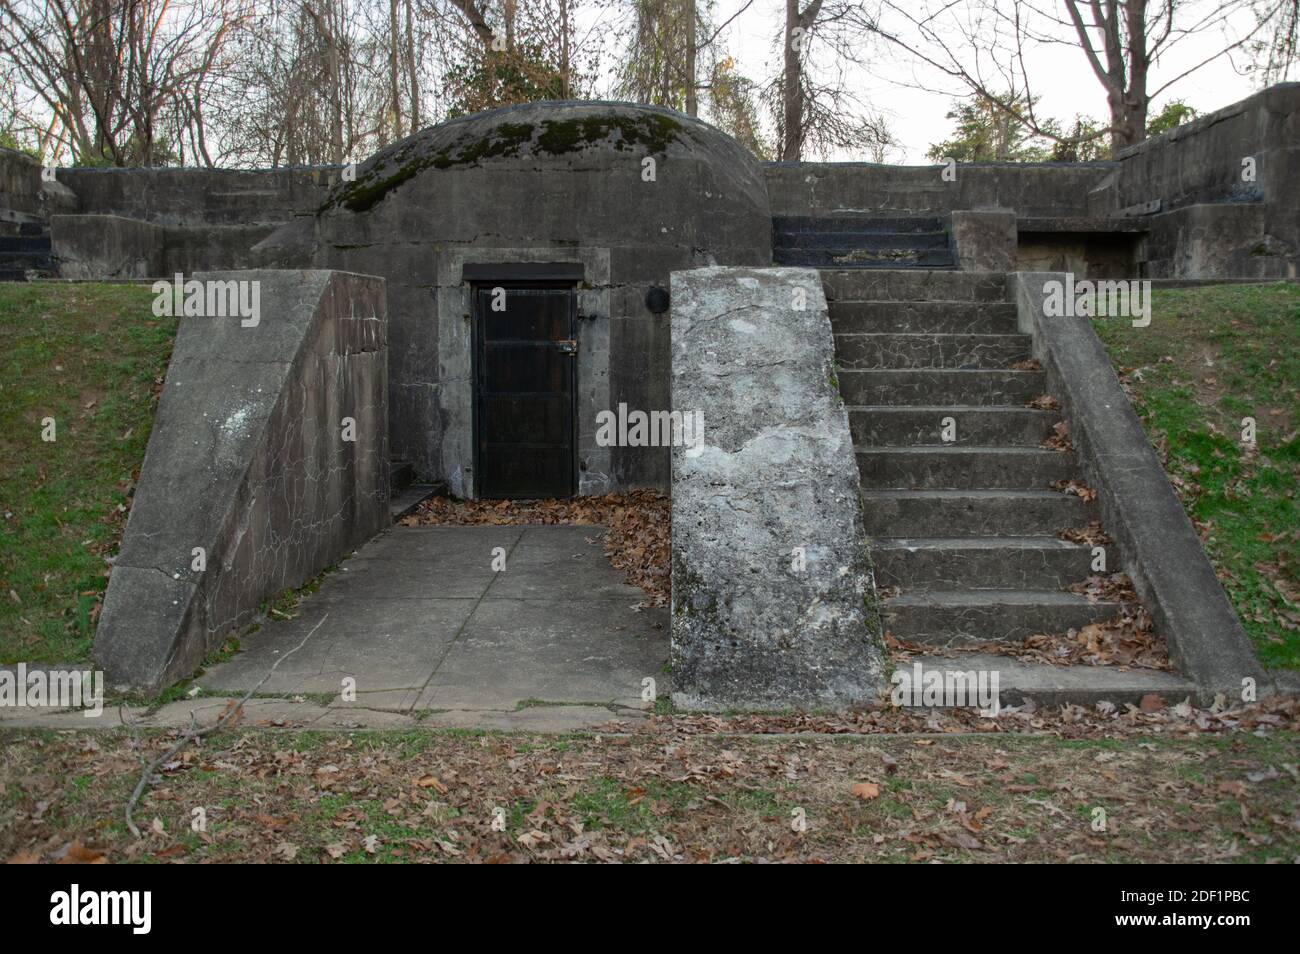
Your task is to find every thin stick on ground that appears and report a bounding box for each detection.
[124,614,329,838]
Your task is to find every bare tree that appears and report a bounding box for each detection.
[767,0,895,160]
[779,0,820,159]
[857,1,1290,153]
[0,0,250,165]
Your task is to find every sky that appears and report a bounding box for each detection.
[701,0,1270,162]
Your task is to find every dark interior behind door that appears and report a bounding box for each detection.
[474,284,576,498]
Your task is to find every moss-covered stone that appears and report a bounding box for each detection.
[536,113,682,155]
[330,109,686,213]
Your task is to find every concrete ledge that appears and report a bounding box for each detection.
[93,270,390,692]
[1012,272,1264,699]
[51,214,163,279]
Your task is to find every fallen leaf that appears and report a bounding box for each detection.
[850,782,881,800]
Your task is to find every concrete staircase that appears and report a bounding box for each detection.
[824,269,1191,702]
[775,215,956,269]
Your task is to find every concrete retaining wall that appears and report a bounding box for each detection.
[52,214,163,279]
[55,165,339,226]
[765,161,1116,218]
[94,270,389,693]
[0,147,77,229]
[1116,83,1300,279]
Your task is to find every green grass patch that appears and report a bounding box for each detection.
[0,282,175,665]
[1094,282,1300,667]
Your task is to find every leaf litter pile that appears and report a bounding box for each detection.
[2,692,1296,864]
[401,491,670,604]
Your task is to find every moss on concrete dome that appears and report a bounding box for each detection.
[328,101,756,214]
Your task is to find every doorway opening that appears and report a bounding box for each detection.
[470,269,579,499]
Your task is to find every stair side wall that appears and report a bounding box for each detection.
[93,270,389,693]
[1011,271,1264,699]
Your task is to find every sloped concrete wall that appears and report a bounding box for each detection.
[670,267,884,710]
[94,270,389,693]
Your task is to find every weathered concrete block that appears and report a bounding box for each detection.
[94,270,389,692]
[669,266,885,711]
[952,208,1017,272]
[0,147,77,226]
[1143,203,1296,279]
[51,214,163,279]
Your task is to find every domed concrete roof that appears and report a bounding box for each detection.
[319,100,771,256]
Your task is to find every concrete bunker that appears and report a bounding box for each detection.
[259,101,774,498]
[5,85,1293,703]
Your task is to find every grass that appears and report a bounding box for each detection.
[1094,283,1300,668]
[2,726,1296,863]
[0,282,175,665]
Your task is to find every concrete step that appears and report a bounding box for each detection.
[848,406,1060,446]
[873,537,1104,589]
[821,269,1008,303]
[902,652,1193,707]
[777,247,956,268]
[862,489,1093,536]
[835,332,1031,370]
[389,483,437,520]
[838,368,1045,405]
[774,215,946,233]
[776,230,951,250]
[829,301,1019,334]
[857,446,1076,489]
[884,589,1130,645]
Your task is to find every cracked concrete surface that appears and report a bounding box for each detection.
[194,524,669,724]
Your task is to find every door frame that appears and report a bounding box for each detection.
[470,277,579,499]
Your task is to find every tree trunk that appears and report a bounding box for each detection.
[559,0,571,98]
[451,0,496,48]
[684,0,697,116]
[405,0,420,134]
[781,0,801,160]
[1120,0,1149,148]
[388,0,402,142]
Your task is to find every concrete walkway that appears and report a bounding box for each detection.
[0,525,668,732]
[192,524,668,726]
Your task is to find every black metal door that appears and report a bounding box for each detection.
[474,284,577,499]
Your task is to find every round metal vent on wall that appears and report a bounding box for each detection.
[645,286,670,314]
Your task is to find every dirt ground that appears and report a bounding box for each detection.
[3,695,1297,864]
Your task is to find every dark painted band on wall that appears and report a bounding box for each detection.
[462,262,585,282]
